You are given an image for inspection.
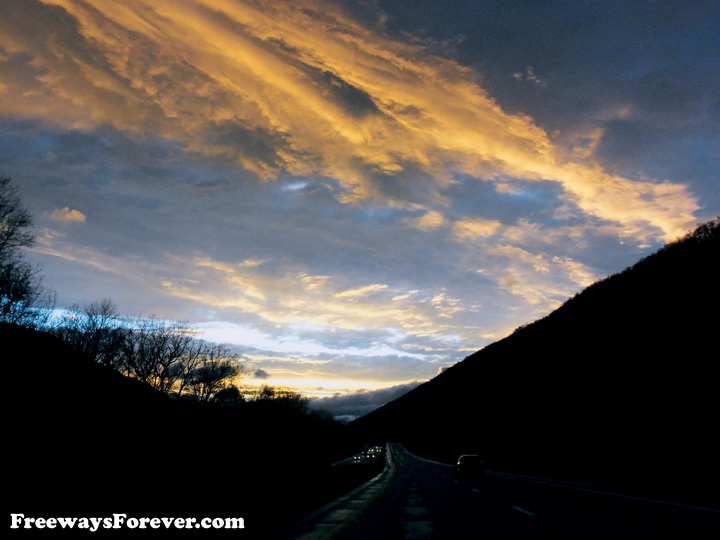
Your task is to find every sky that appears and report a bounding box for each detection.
[2,0,718,403]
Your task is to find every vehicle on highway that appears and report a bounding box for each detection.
[361,445,384,460]
[455,454,486,479]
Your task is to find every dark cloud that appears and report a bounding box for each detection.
[375,1,719,147]
[1,0,87,61]
[444,176,567,225]
[253,369,270,379]
[308,381,422,422]
[358,162,440,206]
[2,50,46,89]
[205,121,289,170]
[313,70,381,119]
[260,31,383,121]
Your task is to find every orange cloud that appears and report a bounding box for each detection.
[50,207,86,223]
[335,284,389,298]
[3,0,698,240]
[453,218,503,240]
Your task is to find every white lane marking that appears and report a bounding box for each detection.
[286,448,396,539]
[512,506,536,517]
[403,479,434,539]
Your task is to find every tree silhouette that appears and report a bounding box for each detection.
[0,176,33,255]
[212,385,245,408]
[54,298,125,369]
[186,346,242,402]
[120,316,197,394]
[0,176,54,325]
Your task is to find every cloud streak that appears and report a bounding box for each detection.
[2,0,698,240]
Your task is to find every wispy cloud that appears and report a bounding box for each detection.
[162,256,442,337]
[478,244,598,308]
[453,218,503,240]
[335,284,388,298]
[2,0,698,241]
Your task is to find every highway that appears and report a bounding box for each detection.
[280,443,720,539]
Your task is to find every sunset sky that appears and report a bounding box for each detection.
[2,0,718,398]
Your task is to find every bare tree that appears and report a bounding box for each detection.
[54,298,125,368]
[84,298,125,368]
[0,258,52,325]
[186,345,242,402]
[120,316,192,391]
[52,306,245,400]
[0,176,34,258]
[0,176,54,326]
[152,322,194,395]
[171,339,210,397]
[117,316,245,399]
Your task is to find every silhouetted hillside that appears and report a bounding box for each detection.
[3,322,248,517]
[3,323,371,531]
[352,218,719,492]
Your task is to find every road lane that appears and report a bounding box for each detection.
[281,443,720,539]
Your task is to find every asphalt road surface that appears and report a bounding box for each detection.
[280,443,719,540]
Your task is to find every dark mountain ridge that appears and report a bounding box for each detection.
[351,218,719,493]
[3,322,235,513]
[2,323,362,525]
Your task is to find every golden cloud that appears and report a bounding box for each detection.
[50,207,86,223]
[335,284,389,298]
[3,0,698,240]
[481,244,598,308]
[453,218,503,240]
[407,210,445,231]
[160,256,466,340]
